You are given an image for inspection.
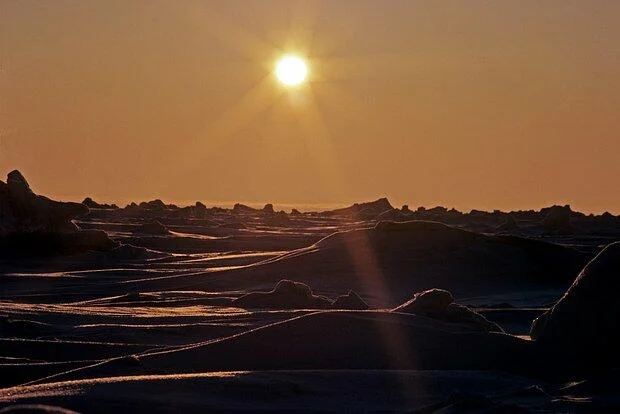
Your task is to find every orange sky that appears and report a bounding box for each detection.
[2,1,619,213]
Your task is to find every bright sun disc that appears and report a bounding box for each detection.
[275,55,308,86]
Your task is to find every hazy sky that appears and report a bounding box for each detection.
[2,1,619,212]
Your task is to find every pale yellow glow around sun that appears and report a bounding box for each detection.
[275,55,309,86]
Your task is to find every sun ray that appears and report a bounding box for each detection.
[299,79,421,405]
[288,0,323,55]
[164,74,283,179]
[186,3,278,65]
[292,85,346,198]
[315,53,421,81]
[206,76,283,139]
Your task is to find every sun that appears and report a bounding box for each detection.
[275,54,309,87]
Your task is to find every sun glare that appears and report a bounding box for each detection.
[275,55,308,87]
